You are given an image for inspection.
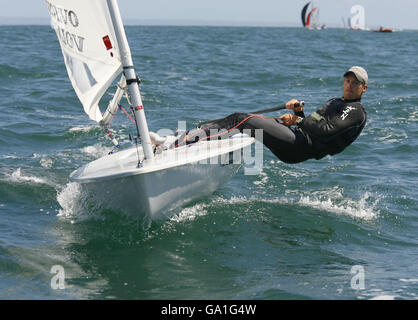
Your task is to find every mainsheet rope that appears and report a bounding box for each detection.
[174,114,284,148]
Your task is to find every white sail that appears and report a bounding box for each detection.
[46,0,123,122]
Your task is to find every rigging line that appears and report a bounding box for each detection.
[201,114,283,141]
[118,104,136,125]
[103,108,120,152]
[106,109,116,130]
[175,114,283,148]
[173,120,221,148]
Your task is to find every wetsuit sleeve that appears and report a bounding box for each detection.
[297,105,365,142]
[294,109,306,118]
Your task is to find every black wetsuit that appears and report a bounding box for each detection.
[189,97,367,164]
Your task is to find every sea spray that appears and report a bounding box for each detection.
[8,168,59,189]
[56,182,106,222]
[297,190,380,221]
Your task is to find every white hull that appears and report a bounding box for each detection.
[70,134,255,219]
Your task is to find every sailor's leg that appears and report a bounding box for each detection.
[198,112,299,145]
[173,112,314,163]
[196,113,252,139]
[242,116,314,163]
[196,113,314,163]
[171,113,249,147]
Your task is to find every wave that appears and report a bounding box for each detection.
[1,168,61,206]
[376,130,408,144]
[0,63,54,79]
[0,154,18,160]
[0,64,20,77]
[80,143,113,159]
[169,187,380,224]
[6,168,58,189]
[297,190,379,221]
[55,181,380,226]
[68,126,100,134]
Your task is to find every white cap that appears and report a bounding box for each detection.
[344,66,368,85]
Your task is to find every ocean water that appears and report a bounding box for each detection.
[0,25,417,300]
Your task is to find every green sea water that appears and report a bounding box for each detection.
[0,25,417,300]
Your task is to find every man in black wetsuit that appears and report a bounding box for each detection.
[174,66,368,164]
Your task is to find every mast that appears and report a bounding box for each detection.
[107,0,154,163]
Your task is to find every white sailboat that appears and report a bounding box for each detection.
[45,0,255,220]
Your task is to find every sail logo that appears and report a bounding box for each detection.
[341,106,356,120]
[45,1,79,27]
[45,1,85,53]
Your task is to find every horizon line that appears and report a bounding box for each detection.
[0,17,413,30]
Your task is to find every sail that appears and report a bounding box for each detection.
[45,0,123,122]
[306,7,318,28]
[301,2,310,27]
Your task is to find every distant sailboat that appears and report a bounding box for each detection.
[301,2,323,30]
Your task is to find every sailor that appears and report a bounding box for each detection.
[171,66,368,164]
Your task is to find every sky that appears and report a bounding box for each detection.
[0,0,417,30]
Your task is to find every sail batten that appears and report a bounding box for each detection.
[46,0,123,122]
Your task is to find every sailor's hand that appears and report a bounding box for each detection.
[279,114,300,126]
[286,99,300,110]
[285,99,304,112]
